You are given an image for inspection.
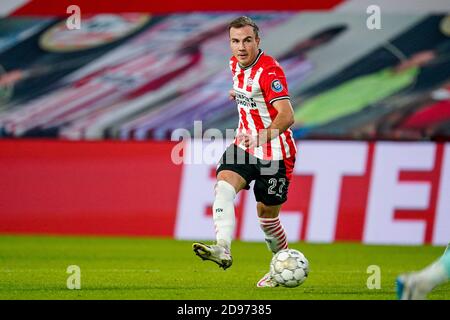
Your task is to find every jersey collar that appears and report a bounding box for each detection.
[239,49,263,70]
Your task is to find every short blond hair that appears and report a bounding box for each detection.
[228,16,259,38]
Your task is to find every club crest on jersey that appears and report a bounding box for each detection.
[271,80,283,93]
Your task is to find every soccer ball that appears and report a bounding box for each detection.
[270,249,309,288]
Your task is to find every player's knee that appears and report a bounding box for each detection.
[257,202,281,218]
[215,180,236,201]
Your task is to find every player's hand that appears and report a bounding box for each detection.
[229,90,236,100]
[236,132,257,149]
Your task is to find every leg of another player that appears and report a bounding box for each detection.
[257,202,288,254]
[397,243,450,299]
[414,244,450,293]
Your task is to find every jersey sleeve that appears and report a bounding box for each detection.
[259,64,290,105]
[229,57,237,75]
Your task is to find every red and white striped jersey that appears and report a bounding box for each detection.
[230,50,297,160]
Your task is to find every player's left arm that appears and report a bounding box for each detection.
[256,99,294,146]
[237,98,294,148]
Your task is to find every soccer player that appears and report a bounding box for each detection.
[192,16,297,287]
[396,243,450,300]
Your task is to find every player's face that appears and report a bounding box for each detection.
[229,26,260,67]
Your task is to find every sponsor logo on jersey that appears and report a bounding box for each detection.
[236,92,257,109]
[271,79,283,93]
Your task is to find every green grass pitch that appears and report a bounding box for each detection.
[0,235,448,300]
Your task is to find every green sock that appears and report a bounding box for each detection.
[415,246,449,291]
[440,244,450,278]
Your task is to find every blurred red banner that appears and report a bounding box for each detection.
[0,140,183,237]
[11,0,344,16]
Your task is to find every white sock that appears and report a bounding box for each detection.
[213,180,236,250]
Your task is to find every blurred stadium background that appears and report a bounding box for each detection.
[0,0,449,300]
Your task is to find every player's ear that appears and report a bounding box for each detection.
[256,36,261,46]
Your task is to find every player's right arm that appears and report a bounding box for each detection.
[229,89,236,100]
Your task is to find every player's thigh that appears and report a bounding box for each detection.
[216,144,257,193]
[253,159,291,207]
[217,170,247,193]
